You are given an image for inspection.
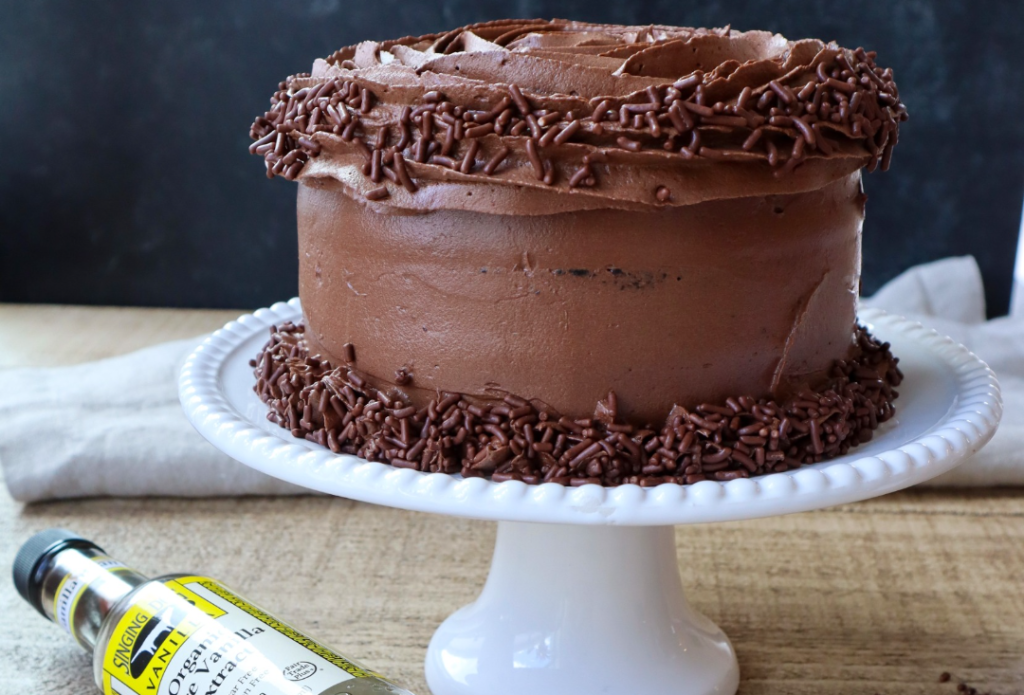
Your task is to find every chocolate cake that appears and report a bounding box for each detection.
[247,20,907,487]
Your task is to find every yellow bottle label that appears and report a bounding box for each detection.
[101,576,380,695]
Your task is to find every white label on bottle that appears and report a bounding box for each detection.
[53,555,128,643]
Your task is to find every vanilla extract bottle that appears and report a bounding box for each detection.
[13,529,414,695]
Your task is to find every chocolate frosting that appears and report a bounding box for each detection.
[298,173,865,422]
[249,19,907,213]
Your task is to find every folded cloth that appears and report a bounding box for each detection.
[0,338,307,501]
[1,256,1019,501]
[861,255,1024,486]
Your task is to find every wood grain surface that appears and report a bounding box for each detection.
[1,305,1022,695]
[0,304,243,368]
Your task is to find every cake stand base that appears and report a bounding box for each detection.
[425,522,739,695]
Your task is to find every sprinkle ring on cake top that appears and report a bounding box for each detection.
[248,19,905,207]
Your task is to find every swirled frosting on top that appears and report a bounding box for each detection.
[248,19,907,212]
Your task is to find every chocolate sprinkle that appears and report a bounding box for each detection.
[252,323,902,487]
[365,185,390,201]
[249,36,906,195]
[927,671,1008,695]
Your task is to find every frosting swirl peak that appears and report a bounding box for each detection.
[248,19,907,211]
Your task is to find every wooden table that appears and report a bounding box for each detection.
[1,304,1022,695]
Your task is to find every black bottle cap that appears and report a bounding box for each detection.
[12,529,103,616]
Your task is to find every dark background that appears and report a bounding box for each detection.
[2,1,1022,314]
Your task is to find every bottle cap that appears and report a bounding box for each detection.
[13,529,103,616]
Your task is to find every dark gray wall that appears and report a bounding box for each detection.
[2,1,1022,314]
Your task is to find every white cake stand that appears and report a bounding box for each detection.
[180,300,1001,695]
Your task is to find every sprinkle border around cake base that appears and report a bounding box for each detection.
[251,323,901,487]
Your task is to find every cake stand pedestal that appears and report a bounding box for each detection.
[180,300,1001,695]
[425,522,737,695]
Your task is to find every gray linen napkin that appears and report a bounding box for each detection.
[0,337,305,500]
